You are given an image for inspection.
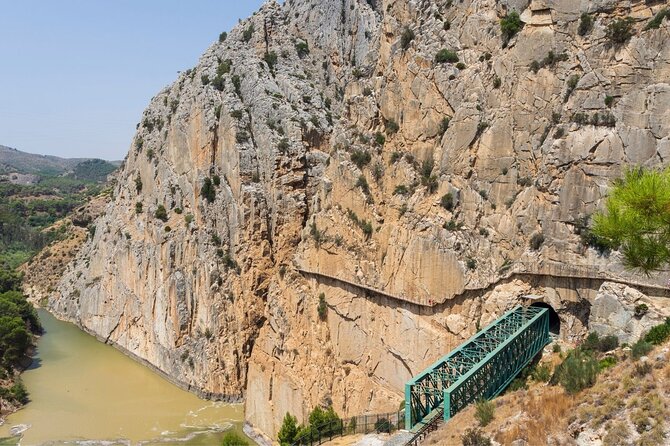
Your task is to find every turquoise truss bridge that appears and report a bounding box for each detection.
[405,305,550,431]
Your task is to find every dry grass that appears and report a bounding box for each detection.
[495,390,574,445]
[423,341,670,446]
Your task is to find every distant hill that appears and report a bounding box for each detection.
[0,145,118,182]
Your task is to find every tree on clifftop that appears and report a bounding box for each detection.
[592,167,670,274]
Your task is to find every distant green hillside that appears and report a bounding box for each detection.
[0,145,118,270]
[0,145,118,179]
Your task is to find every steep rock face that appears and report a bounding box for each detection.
[49,0,670,439]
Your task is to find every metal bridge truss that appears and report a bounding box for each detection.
[405,306,550,430]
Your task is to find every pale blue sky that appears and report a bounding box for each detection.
[0,0,267,160]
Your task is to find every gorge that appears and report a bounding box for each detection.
[16,0,670,443]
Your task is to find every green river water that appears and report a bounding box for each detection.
[0,310,249,446]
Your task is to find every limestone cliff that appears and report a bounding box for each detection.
[46,0,670,440]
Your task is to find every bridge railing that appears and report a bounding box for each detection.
[291,409,405,445]
[443,306,549,419]
[405,306,550,430]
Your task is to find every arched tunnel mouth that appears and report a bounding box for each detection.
[530,302,561,335]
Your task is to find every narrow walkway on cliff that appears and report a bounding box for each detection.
[297,259,669,309]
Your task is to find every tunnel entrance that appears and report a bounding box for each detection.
[529,301,561,335]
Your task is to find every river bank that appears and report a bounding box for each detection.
[0,309,248,445]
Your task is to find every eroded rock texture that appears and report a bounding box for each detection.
[46,0,670,439]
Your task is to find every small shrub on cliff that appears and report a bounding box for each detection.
[134,175,143,193]
[400,27,415,49]
[154,205,168,222]
[645,8,670,30]
[439,117,450,136]
[242,23,254,42]
[440,193,454,211]
[634,303,649,318]
[318,293,327,320]
[375,132,386,145]
[356,175,370,195]
[493,76,501,89]
[385,119,400,135]
[351,149,372,169]
[500,11,522,45]
[218,32,227,43]
[551,348,599,394]
[474,399,495,427]
[435,49,459,63]
[263,51,278,71]
[644,318,670,345]
[606,17,635,44]
[631,339,653,359]
[529,232,545,250]
[278,412,299,445]
[565,74,580,102]
[295,40,310,58]
[462,428,492,446]
[211,75,225,92]
[578,13,594,36]
[135,202,143,214]
[200,177,216,203]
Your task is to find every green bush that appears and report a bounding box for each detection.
[474,399,494,426]
[565,74,580,101]
[351,150,372,169]
[135,202,143,214]
[317,293,327,320]
[493,76,501,89]
[529,232,545,250]
[439,117,450,135]
[631,339,653,360]
[242,24,254,42]
[605,95,614,107]
[295,41,310,58]
[531,363,552,382]
[375,132,386,145]
[135,175,143,193]
[9,379,29,404]
[644,318,670,345]
[634,303,648,318]
[263,52,278,71]
[578,13,593,36]
[435,49,459,63]
[386,119,400,135]
[278,412,299,445]
[232,75,242,97]
[154,205,168,222]
[441,193,454,211]
[551,348,599,394]
[356,175,370,195]
[221,430,249,446]
[219,32,227,43]
[212,76,225,92]
[201,177,216,203]
[217,59,232,76]
[645,8,669,30]
[500,11,523,44]
[462,428,492,446]
[400,27,415,49]
[606,17,634,44]
[598,356,617,370]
